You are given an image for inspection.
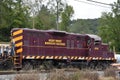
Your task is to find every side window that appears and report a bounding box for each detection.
[87,39,91,46]
[24,33,29,46]
[71,40,74,48]
[77,43,81,48]
[67,40,70,48]
[24,40,29,46]
[94,41,100,45]
[76,36,81,48]
[76,36,81,40]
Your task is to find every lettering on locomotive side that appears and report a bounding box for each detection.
[45,39,65,46]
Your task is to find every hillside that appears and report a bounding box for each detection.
[69,18,99,34]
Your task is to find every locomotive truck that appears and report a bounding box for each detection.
[0,28,116,70]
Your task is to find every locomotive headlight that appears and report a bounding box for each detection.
[94,47,99,50]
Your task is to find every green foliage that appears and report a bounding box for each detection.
[60,5,74,31]
[70,19,99,34]
[35,5,56,30]
[0,0,30,41]
[98,0,120,52]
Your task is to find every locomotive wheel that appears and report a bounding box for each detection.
[22,62,33,71]
[88,61,96,70]
[95,62,103,70]
[42,60,54,70]
[57,62,67,69]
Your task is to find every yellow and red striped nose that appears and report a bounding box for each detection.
[12,29,23,54]
[13,29,23,36]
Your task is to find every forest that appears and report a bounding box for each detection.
[0,0,120,52]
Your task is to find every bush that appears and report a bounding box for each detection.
[83,71,99,80]
[47,69,99,80]
[46,69,69,80]
[104,67,116,78]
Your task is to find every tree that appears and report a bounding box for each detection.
[0,0,14,28]
[23,0,45,29]
[35,5,56,30]
[98,0,120,52]
[70,19,98,34]
[0,0,16,41]
[0,0,30,41]
[47,0,66,30]
[60,5,74,31]
[25,0,66,30]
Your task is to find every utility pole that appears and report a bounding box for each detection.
[32,16,35,29]
[56,0,59,30]
[32,8,36,29]
[0,2,2,27]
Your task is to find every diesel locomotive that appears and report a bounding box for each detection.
[0,28,116,70]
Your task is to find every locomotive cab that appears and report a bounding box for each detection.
[87,34,113,58]
[86,34,116,69]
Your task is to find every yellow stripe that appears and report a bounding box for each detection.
[50,56,53,59]
[59,56,62,59]
[88,57,92,60]
[14,36,23,42]
[32,56,35,59]
[63,56,67,59]
[16,48,23,53]
[99,57,102,60]
[23,56,25,59]
[26,56,35,59]
[55,56,58,59]
[46,56,49,59]
[26,56,30,59]
[96,57,98,59]
[15,42,23,47]
[36,56,40,59]
[13,29,23,36]
[41,56,45,59]
[75,57,78,60]
[86,57,88,59]
[71,56,74,59]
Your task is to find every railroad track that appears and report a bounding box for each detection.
[0,68,80,75]
[0,71,17,75]
[0,70,46,75]
[0,67,118,75]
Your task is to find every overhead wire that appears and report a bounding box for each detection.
[74,0,112,8]
[87,0,113,6]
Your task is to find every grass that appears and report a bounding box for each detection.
[47,69,99,80]
[100,77,117,80]
[14,68,119,80]
[104,67,117,79]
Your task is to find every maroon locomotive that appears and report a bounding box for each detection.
[11,28,116,70]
